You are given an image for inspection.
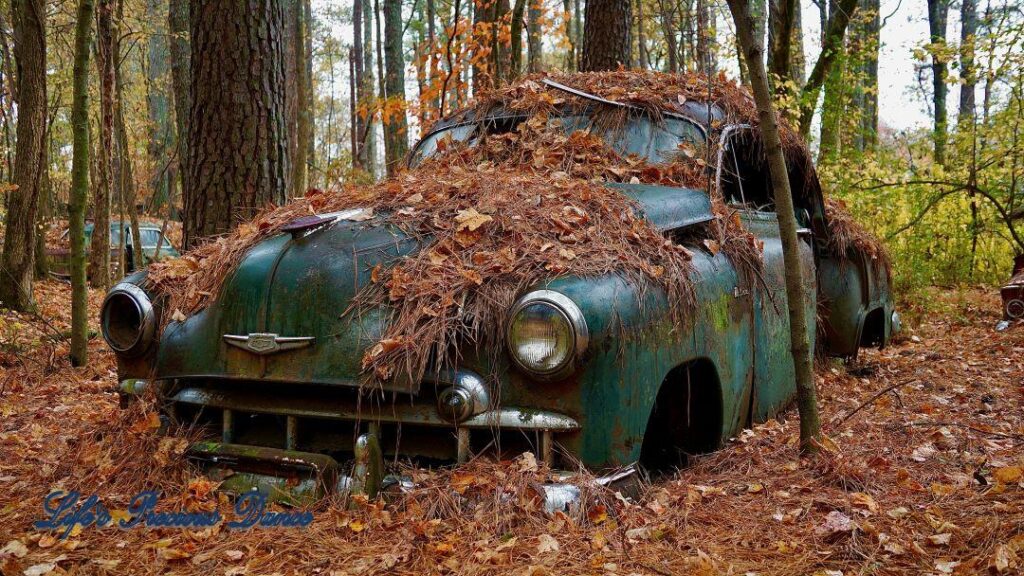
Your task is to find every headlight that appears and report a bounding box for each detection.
[506,290,588,378]
[100,282,156,356]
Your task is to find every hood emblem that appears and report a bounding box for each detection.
[223,333,315,355]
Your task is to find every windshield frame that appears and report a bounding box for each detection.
[407,107,711,168]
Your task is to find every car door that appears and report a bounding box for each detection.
[718,126,817,423]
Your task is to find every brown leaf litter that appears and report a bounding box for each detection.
[1,284,1022,575]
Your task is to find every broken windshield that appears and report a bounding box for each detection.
[410,112,706,167]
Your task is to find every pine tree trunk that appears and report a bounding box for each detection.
[353,0,366,170]
[767,0,795,85]
[383,0,409,175]
[70,0,95,367]
[33,139,50,279]
[89,0,115,289]
[293,0,311,196]
[362,0,378,178]
[581,0,632,71]
[563,0,574,71]
[527,0,543,71]
[0,0,46,311]
[791,0,804,81]
[958,0,977,124]
[927,0,948,165]
[146,0,170,210]
[657,0,678,73]
[168,0,189,206]
[858,0,879,149]
[492,0,511,83]
[116,57,143,265]
[184,0,290,247]
[510,0,526,75]
[726,0,821,453]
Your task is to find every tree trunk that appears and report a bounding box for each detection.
[353,0,367,170]
[958,0,977,124]
[70,0,95,367]
[292,0,311,196]
[146,0,171,210]
[796,0,858,137]
[658,0,678,73]
[89,0,115,289]
[791,0,804,81]
[635,0,648,69]
[115,52,143,266]
[383,0,409,175]
[563,0,575,71]
[726,0,821,453]
[527,0,543,71]
[185,0,290,247]
[33,139,50,279]
[362,0,378,178]
[510,0,526,75]
[856,0,879,150]
[0,0,46,311]
[471,0,492,91]
[696,0,715,71]
[767,0,795,85]
[581,0,632,71]
[168,0,189,205]
[492,0,511,83]
[927,0,948,165]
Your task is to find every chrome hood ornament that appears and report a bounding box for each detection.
[223,333,315,355]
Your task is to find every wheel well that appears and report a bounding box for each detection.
[639,359,723,472]
[860,307,886,348]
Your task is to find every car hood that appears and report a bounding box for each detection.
[153,185,712,392]
[155,216,422,392]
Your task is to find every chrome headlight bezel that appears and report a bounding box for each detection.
[100,282,156,356]
[505,290,589,380]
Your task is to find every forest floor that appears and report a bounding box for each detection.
[0,281,1022,576]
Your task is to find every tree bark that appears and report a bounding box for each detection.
[89,0,115,289]
[657,0,678,73]
[581,0,632,71]
[726,0,821,453]
[168,0,189,206]
[353,0,367,170]
[146,0,171,210]
[362,0,378,178]
[70,0,95,367]
[856,0,879,150]
[927,0,948,165]
[0,0,46,311]
[958,0,977,124]
[185,0,290,247]
[510,0,526,75]
[527,0,543,71]
[383,0,409,174]
[293,0,311,195]
[767,0,795,84]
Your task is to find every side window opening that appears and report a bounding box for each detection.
[720,132,774,212]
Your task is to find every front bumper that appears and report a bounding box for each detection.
[120,373,581,502]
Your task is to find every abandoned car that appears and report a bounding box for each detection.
[1003,254,1024,321]
[102,75,898,500]
[49,220,180,278]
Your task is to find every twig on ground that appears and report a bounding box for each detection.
[832,378,919,427]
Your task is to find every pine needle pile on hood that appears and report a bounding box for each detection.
[147,71,773,384]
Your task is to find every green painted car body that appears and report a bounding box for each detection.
[106,106,895,490]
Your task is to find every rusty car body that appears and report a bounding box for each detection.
[48,220,180,278]
[102,86,898,501]
[1002,254,1024,320]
